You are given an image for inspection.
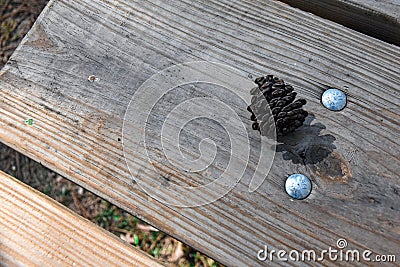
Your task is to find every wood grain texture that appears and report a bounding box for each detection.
[279,0,400,45]
[0,171,164,267]
[0,0,399,266]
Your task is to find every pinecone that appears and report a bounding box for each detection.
[247,75,308,136]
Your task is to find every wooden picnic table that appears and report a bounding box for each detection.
[0,0,399,266]
[0,171,163,267]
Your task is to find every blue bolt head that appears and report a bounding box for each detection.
[285,174,312,200]
[321,88,347,111]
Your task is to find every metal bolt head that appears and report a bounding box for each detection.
[285,174,312,200]
[321,88,347,111]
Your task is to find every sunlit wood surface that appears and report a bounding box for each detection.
[0,0,399,266]
[0,171,164,267]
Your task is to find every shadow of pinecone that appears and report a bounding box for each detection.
[276,114,336,165]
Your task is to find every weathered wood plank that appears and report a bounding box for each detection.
[279,0,400,45]
[0,171,164,267]
[0,0,399,266]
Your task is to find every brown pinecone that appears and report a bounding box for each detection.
[247,75,308,136]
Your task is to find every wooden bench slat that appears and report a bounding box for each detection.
[0,171,164,267]
[280,0,400,45]
[0,0,399,266]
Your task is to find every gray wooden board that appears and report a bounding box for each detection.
[0,171,165,267]
[279,0,400,45]
[0,0,399,266]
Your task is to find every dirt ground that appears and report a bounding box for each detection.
[0,1,222,266]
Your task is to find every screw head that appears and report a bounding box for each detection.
[321,88,347,111]
[88,75,98,82]
[285,174,312,200]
